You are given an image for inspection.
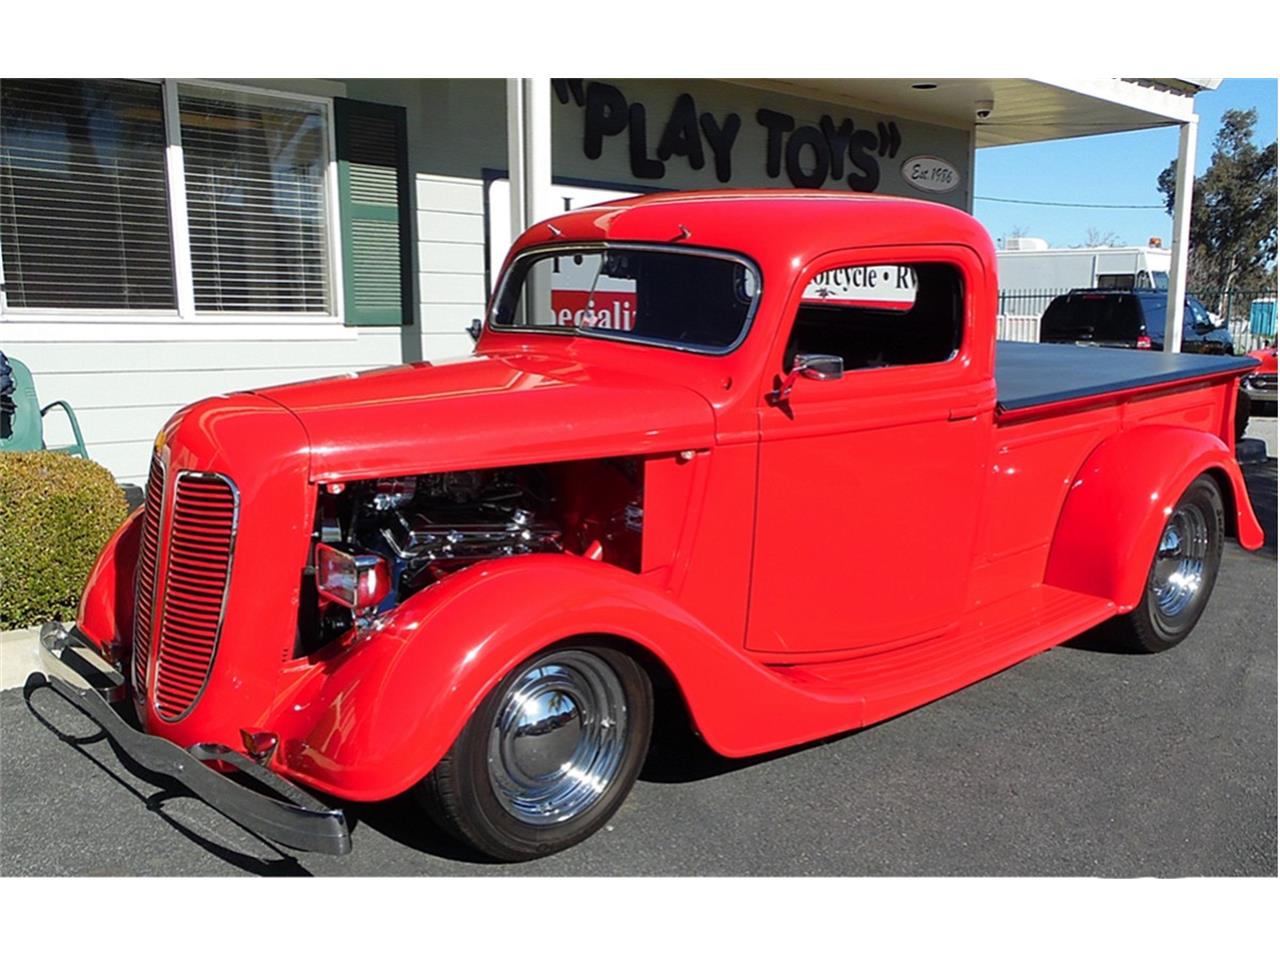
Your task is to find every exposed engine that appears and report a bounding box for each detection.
[301,460,642,654]
[335,469,565,596]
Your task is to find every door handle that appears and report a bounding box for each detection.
[948,403,986,421]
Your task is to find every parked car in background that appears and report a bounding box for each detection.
[1241,343,1277,414]
[1039,289,1233,354]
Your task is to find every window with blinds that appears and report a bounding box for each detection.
[0,78,176,311]
[178,87,331,314]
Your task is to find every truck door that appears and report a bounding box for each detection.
[747,248,995,655]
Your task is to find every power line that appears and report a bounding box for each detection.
[976,195,1167,210]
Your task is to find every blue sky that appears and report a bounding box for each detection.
[973,79,1278,249]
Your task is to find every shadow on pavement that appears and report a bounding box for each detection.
[22,674,312,877]
[1243,459,1277,559]
[343,794,496,865]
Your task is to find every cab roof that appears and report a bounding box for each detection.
[506,190,996,274]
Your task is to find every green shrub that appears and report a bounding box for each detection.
[0,452,128,630]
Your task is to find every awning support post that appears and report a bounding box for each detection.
[1165,116,1198,353]
[506,78,553,245]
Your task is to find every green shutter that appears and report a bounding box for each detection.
[334,98,413,326]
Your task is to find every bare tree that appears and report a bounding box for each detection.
[1082,227,1122,247]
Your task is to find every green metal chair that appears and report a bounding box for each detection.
[0,356,89,458]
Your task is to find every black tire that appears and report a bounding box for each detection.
[1105,475,1224,654]
[414,643,653,861]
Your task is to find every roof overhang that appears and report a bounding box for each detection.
[730,78,1212,147]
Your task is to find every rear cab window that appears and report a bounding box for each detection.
[784,262,964,371]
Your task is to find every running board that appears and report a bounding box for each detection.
[767,585,1116,730]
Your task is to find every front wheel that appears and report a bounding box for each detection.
[414,644,653,861]
[1105,475,1225,653]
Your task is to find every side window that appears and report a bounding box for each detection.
[786,262,963,371]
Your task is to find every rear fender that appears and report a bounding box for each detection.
[75,508,143,661]
[279,554,862,802]
[1044,425,1262,611]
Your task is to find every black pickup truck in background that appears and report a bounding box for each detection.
[1039,289,1233,354]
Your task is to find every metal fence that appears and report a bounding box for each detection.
[995,287,1278,354]
[1193,289,1276,354]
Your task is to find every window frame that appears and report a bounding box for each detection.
[0,77,180,316]
[0,78,349,334]
[486,241,765,357]
[768,245,981,402]
[783,257,967,376]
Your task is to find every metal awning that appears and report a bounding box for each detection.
[729,78,1214,147]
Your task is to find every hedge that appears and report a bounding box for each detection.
[0,452,128,630]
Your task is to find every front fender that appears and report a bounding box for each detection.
[276,554,863,802]
[1044,425,1262,611]
[75,507,143,662]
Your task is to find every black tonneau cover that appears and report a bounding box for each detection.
[996,341,1257,414]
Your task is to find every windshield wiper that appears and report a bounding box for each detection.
[573,255,608,333]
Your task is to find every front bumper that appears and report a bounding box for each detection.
[38,623,351,856]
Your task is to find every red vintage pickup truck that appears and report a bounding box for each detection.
[43,191,1263,862]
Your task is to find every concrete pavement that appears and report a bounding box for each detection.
[2,458,1274,877]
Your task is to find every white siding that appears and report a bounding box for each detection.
[18,330,405,484]
[415,174,489,360]
[4,83,501,486]
[8,168,490,486]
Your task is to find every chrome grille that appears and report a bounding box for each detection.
[152,472,238,720]
[131,455,165,693]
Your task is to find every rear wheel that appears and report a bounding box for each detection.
[1105,475,1224,653]
[415,644,652,861]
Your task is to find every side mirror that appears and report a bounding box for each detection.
[795,353,844,381]
[467,318,483,342]
[769,353,844,406]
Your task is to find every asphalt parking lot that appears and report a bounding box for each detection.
[2,459,1275,877]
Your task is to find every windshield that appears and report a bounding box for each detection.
[490,246,760,353]
[1152,271,1170,290]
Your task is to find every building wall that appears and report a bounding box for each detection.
[18,333,407,484]
[2,77,971,485]
[4,79,501,485]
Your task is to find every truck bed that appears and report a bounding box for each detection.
[995,341,1257,415]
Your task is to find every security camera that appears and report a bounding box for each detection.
[975,100,995,121]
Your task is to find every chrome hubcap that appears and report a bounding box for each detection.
[1149,502,1209,619]
[488,651,628,826]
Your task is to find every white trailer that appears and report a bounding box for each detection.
[996,240,1172,294]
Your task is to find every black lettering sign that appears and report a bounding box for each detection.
[583,82,628,160]
[628,102,665,179]
[563,79,907,194]
[819,115,853,181]
[847,129,881,192]
[756,108,795,179]
[785,125,829,188]
[657,93,705,170]
[699,111,740,183]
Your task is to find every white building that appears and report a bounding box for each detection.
[0,77,1214,484]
